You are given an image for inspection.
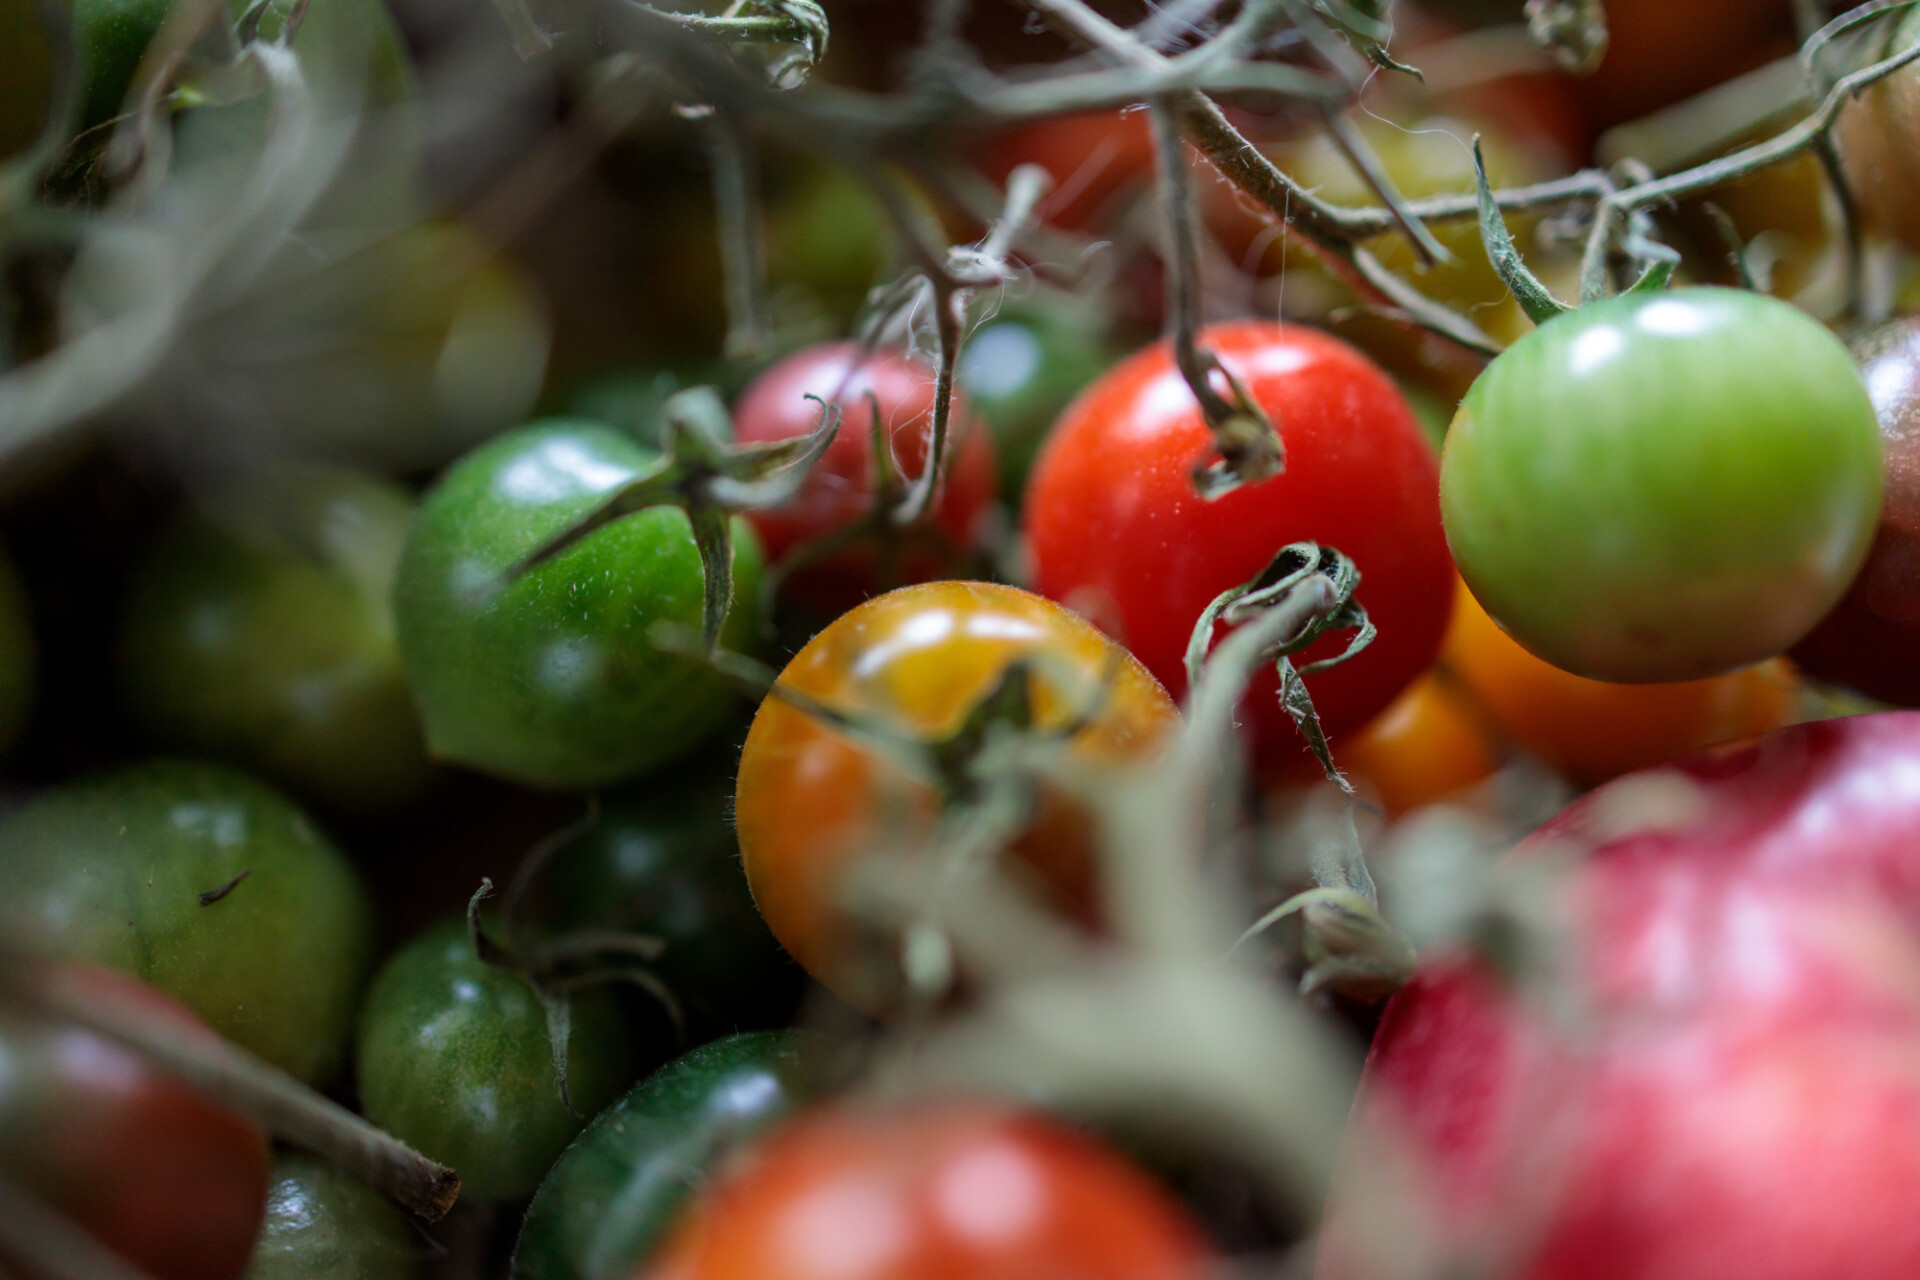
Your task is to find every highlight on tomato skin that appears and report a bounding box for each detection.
[639,1103,1218,1280]
[1024,320,1455,763]
[733,580,1181,1014]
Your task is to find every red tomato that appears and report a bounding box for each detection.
[643,1104,1215,1280]
[734,581,1180,1012]
[1792,316,1920,704]
[1319,712,1920,1280]
[973,109,1157,232]
[732,344,998,611]
[1023,321,1455,760]
[0,966,271,1280]
[1567,0,1795,129]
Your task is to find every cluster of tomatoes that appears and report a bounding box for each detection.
[15,0,1920,1278]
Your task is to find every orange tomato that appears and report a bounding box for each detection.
[1337,674,1501,815]
[1444,579,1795,785]
[733,582,1179,1011]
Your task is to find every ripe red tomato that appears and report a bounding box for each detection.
[732,344,998,610]
[1023,321,1454,759]
[0,966,272,1280]
[733,581,1180,1012]
[1319,712,1920,1280]
[973,108,1156,232]
[1561,0,1795,129]
[643,1104,1215,1280]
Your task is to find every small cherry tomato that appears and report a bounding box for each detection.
[354,918,640,1202]
[0,966,270,1280]
[1334,673,1501,816]
[973,108,1156,231]
[1445,578,1794,785]
[643,1104,1215,1280]
[1024,320,1454,758]
[731,344,997,611]
[733,581,1180,1011]
[1565,0,1795,129]
[765,164,892,327]
[118,465,432,814]
[0,759,373,1083]
[243,1151,423,1280]
[1442,288,1883,683]
[395,420,763,790]
[512,1031,826,1280]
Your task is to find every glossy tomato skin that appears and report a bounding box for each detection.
[1446,579,1794,785]
[0,759,373,1083]
[395,420,763,790]
[1024,321,1454,757]
[643,1104,1215,1280]
[0,967,271,1280]
[731,345,996,610]
[1442,288,1883,683]
[355,918,640,1203]
[734,581,1180,1011]
[1320,711,1920,1280]
[512,1031,825,1280]
[118,466,432,814]
[1792,317,1920,704]
[243,1151,423,1280]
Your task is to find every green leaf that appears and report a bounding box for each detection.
[1473,136,1569,326]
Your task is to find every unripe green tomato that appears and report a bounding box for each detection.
[354,918,639,1202]
[118,466,433,814]
[511,1031,825,1280]
[243,1152,423,1280]
[0,759,374,1082]
[394,420,763,790]
[0,543,36,753]
[1442,288,1884,682]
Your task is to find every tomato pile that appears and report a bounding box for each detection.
[10,0,1920,1278]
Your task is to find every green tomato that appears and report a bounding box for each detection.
[510,1031,825,1280]
[0,759,373,1082]
[530,760,800,1035]
[766,165,891,326]
[354,918,640,1202]
[1442,287,1884,682]
[0,544,36,753]
[118,466,433,814]
[394,420,763,790]
[244,1152,422,1280]
[958,302,1120,496]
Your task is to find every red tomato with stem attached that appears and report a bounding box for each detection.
[1023,321,1455,760]
[732,344,998,611]
[642,1103,1216,1280]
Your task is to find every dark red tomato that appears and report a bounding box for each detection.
[0,966,271,1280]
[732,344,997,610]
[1319,712,1920,1280]
[1565,0,1795,129]
[972,108,1156,232]
[1023,321,1454,758]
[1793,316,1920,704]
[643,1104,1215,1280]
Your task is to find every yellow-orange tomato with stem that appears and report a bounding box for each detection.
[733,582,1180,1012]
[1336,674,1502,816]
[1444,581,1795,786]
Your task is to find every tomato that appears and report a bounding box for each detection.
[0,541,36,753]
[1446,578,1794,785]
[0,966,270,1280]
[1024,320,1455,758]
[1793,316,1920,703]
[512,1031,825,1280]
[1319,711,1920,1280]
[956,298,1122,497]
[1562,0,1795,130]
[118,465,433,814]
[765,164,892,328]
[1441,288,1883,683]
[731,344,997,610]
[972,109,1156,232]
[733,581,1180,1011]
[644,1104,1215,1280]
[354,917,640,1202]
[394,420,763,790]
[243,1151,422,1280]
[1333,673,1500,816]
[530,761,801,1035]
[1840,8,1920,252]
[0,759,373,1083]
